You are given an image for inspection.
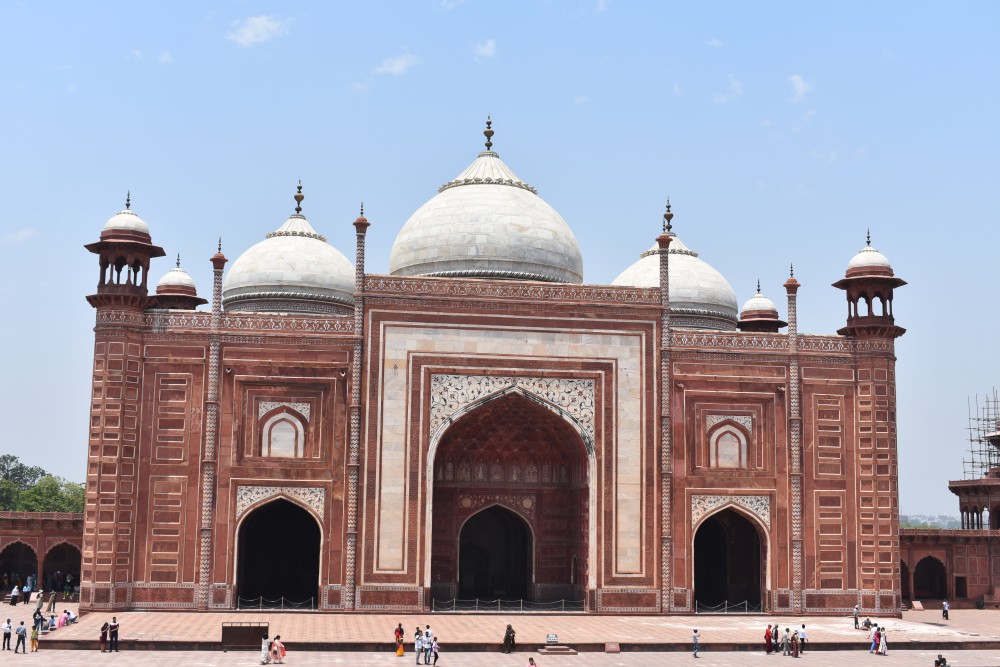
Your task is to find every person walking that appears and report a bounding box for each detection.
[869,625,879,654]
[100,621,109,652]
[269,635,286,664]
[45,590,57,614]
[782,627,791,656]
[394,623,405,656]
[877,628,888,655]
[942,600,950,620]
[502,624,516,654]
[692,628,700,658]
[2,618,11,650]
[29,625,38,652]
[13,621,26,653]
[21,578,31,605]
[414,628,423,664]
[109,616,120,651]
[9,585,19,606]
[798,625,807,654]
[764,624,773,654]
[33,590,44,615]
[431,636,439,666]
[853,604,860,628]
[423,625,433,664]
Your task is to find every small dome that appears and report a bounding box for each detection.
[101,193,151,239]
[223,187,355,314]
[740,287,778,317]
[156,256,197,294]
[612,235,738,330]
[389,120,583,283]
[846,234,894,277]
[737,281,787,332]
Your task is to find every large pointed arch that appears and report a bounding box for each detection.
[425,386,596,603]
[692,505,770,611]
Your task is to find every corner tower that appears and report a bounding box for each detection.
[833,233,906,339]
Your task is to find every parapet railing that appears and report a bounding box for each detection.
[695,599,763,614]
[432,598,585,612]
[236,596,315,610]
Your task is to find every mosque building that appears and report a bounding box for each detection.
[75,120,912,615]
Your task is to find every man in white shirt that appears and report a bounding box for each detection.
[797,625,807,654]
[423,625,433,664]
[2,618,12,650]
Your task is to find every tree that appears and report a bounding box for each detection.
[0,454,46,489]
[15,475,85,513]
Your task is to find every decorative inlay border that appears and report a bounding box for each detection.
[429,374,595,445]
[364,275,660,304]
[96,310,354,333]
[691,494,771,529]
[705,414,753,432]
[258,401,311,421]
[235,485,325,520]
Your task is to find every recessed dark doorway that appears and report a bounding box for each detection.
[694,509,763,611]
[459,506,531,600]
[42,543,80,587]
[913,556,947,599]
[0,542,37,583]
[236,499,320,608]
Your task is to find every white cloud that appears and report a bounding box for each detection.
[673,81,682,96]
[789,74,812,102]
[595,0,610,13]
[374,52,420,75]
[573,95,590,105]
[226,15,291,47]
[473,38,496,59]
[706,38,724,48]
[156,51,174,64]
[1,228,38,245]
[714,75,744,105]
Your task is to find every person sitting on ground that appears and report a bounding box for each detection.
[861,617,872,630]
[934,655,949,667]
[65,609,77,623]
[47,615,56,631]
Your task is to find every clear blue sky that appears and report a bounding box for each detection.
[1,1,997,515]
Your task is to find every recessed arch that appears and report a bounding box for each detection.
[258,407,308,458]
[457,505,533,600]
[692,506,769,612]
[42,541,81,592]
[912,555,947,599]
[0,541,38,586]
[427,389,594,603]
[234,497,322,608]
[707,422,750,469]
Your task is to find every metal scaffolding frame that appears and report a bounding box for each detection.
[964,389,1000,479]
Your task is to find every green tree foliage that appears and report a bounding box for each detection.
[0,455,84,513]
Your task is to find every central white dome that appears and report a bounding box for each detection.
[389,124,583,283]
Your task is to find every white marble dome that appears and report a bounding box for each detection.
[612,235,739,330]
[157,259,197,293]
[389,130,583,283]
[103,195,150,237]
[223,197,355,314]
[740,290,778,316]
[847,242,892,272]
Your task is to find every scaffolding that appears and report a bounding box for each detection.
[964,389,1000,480]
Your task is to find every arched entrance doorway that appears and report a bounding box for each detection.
[694,508,764,612]
[913,556,947,599]
[0,542,37,586]
[459,506,532,599]
[42,543,81,594]
[236,498,320,609]
[430,391,590,605]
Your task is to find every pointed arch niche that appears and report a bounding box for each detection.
[425,377,596,604]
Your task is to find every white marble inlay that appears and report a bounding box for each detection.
[235,485,325,520]
[691,494,770,529]
[258,401,311,422]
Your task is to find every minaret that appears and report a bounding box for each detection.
[657,200,674,612]
[832,232,906,339]
[81,194,165,609]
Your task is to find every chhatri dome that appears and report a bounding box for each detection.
[222,184,355,314]
[737,279,787,332]
[612,203,739,330]
[389,118,584,283]
[155,255,207,310]
[845,231,895,276]
[101,192,151,238]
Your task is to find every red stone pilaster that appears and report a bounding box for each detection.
[346,210,369,610]
[657,223,673,612]
[784,272,803,612]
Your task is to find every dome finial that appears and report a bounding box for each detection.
[662,198,674,233]
[789,263,794,277]
[294,180,304,214]
[125,191,131,210]
[756,278,761,294]
[866,229,871,246]
[484,115,494,151]
[360,201,364,216]
[218,237,222,252]
[176,253,181,268]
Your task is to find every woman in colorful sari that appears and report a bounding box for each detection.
[270,635,286,664]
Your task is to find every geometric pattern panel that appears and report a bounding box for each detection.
[235,485,325,520]
[691,493,771,529]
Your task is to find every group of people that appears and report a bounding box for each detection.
[260,634,286,664]
[393,623,440,665]
[762,624,807,657]
[3,571,77,604]
[0,581,80,655]
[98,616,121,652]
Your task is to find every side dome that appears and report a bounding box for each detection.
[222,186,355,314]
[612,235,738,330]
[154,255,207,310]
[737,282,786,332]
[389,119,583,283]
[101,192,151,241]
[846,233,894,277]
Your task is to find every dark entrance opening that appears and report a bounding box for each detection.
[913,556,947,599]
[42,543,81,594]
[459,506,531,600]
[694,509,763,612]
[236,499,320,609]
[0,543,37,585]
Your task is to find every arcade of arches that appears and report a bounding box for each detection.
[236,499,321,608]
[693,509,765,611]
[0,540,82,593]
[430,393,589,603]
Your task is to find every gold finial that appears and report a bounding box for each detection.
[176,253,181,268]
[662,198,674,232]
[484,115,494,151]
[294,180,304,214]
[125,191,131,210]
